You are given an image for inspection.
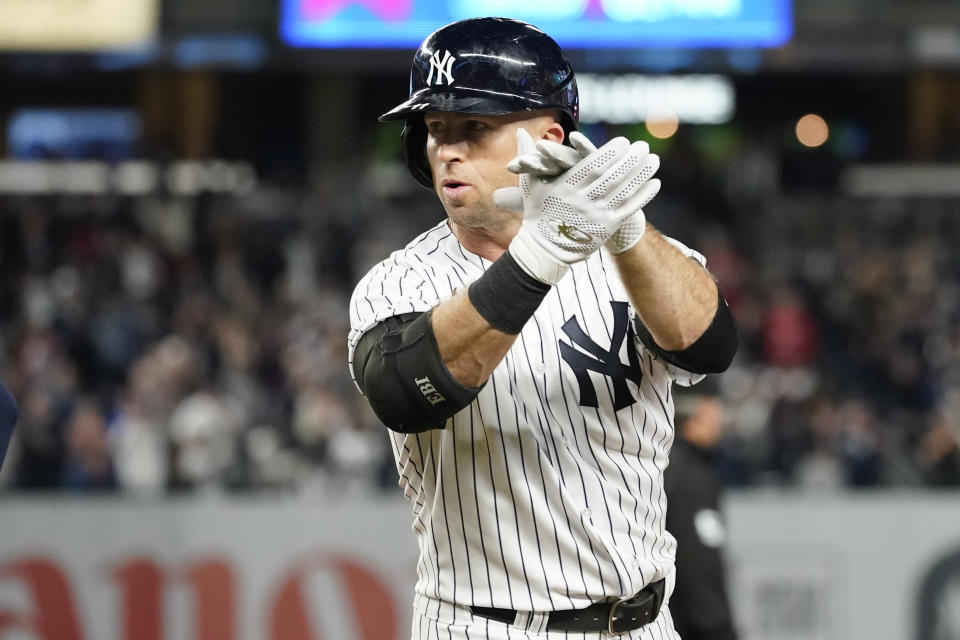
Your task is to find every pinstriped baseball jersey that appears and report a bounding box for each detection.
[348,220,706,632]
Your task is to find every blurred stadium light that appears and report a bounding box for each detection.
[795,113,828,147]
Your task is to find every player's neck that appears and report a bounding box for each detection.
[449,219,519,262]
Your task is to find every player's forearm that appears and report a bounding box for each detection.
[432,244,558,387]
[614,225,718,351]
[431,291,518,387]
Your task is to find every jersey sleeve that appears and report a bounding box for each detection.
[347,251,441,387]
[664,235,707,269]
[660,354,707,387]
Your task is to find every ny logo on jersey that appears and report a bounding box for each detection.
[559,301,643,411]
[426,50,456,85]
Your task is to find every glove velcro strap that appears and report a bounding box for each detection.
[468,250,552,335]
[606,211,647,254]
[508,226,571,285]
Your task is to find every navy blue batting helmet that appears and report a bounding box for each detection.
[380,17,579,188]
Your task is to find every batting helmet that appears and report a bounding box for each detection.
[380,17,579,188]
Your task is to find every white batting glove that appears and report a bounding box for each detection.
[494,128,661,284]
[506,131,598,177]
[506,131,660,255]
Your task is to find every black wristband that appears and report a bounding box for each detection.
[468,250,552,334]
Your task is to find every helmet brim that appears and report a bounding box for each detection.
[379,87,553,122]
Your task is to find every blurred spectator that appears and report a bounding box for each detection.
[835,399,884,487]
[109,347,175,494]
[917,412,960,487]
[290,383,345,463]
[794,397,845,491]
[11,384,71,489]
[762,282,819,368]
[62,400,116,491]
[765,398,814,482]
[168,388,245,491]
[327,417,386,495]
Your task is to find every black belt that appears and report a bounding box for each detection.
[469,578,665,636]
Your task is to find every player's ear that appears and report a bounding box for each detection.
[543,120,565,144]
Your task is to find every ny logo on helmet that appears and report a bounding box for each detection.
[427,50,456,86]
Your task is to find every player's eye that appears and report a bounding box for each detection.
[464,120,487,133]
[426,120,445,134]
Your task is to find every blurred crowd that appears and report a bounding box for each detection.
[1,140,959,496]
[0,175,411,497]
[704,193,960,489]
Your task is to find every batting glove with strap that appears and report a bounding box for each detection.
[495,128,659,283]
[506,130,660,255]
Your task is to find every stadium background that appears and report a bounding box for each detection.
[1,1,960,638]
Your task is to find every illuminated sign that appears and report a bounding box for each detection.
[8,109,141,160]
[0,0,158,51]
[578,74,735,124]
[281,0,792,48]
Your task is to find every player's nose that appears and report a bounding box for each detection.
[435,138,466,163]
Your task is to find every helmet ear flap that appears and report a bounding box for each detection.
[401,119,434,189]
[559,112,578,146]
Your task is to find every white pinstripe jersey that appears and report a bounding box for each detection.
[348,220,705,616]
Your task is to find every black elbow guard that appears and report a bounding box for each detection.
[636,290,739,374]
[353,311,484,433]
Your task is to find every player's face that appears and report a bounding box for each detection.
[424,111,564,229]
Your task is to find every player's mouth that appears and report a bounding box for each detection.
[441,179,471,197]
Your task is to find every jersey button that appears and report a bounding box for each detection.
[535,362,546,374]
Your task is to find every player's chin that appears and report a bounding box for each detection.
[441,194,474,214]
[444,203,491,228]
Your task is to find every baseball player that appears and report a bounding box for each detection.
[348,17,737,639]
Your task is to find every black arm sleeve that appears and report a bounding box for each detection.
[634,289,738,374]
[352,311,485,434]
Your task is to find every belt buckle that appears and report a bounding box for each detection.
[608,588,657,636]
[607,594,633,636]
